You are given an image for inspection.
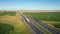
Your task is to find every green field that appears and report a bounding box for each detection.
[0,23,14,34]
[0,11,16,16]
[24,12,60,21]
[24,12,60,29]
[0,22,29,34]
[0,11,32,34]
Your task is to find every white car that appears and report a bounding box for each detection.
[26,18,30,23]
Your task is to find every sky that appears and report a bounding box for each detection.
[0,0,60,10]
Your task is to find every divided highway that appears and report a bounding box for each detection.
[20,12,60,34]
[27,16,60,34]
[21,14,44,34]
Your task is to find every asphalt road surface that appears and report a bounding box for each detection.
[21,14,44,34]
[27,15,60,34]
[20,12,60,34]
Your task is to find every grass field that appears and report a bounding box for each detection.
[24,12,60,29]
[0,11,16,16]
[0,23,13,34]
[0,11,32,34]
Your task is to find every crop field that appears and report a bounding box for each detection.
[0,23,13,34]
[0,11,32,34]
[0,11,16,16]
[24,12,60,29]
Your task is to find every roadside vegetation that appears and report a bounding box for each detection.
[24,12,60,29]
[0,23,14,34]
[52,23,60,29]
[0,11,32,34]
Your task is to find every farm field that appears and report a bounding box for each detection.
[0,11,16,16]
[24,12,60,29]
[0,11,32,34]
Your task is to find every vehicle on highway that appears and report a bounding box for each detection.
[26,18,31,24]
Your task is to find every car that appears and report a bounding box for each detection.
[26,18,31,23]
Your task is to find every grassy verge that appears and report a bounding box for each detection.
[0,12,32,34]
[42,21,60,29]
[0,19,32,34]
[52,23,60,29]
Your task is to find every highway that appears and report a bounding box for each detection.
[26,15,60,34]
[19,12,60,34]
[21,14,44,34]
